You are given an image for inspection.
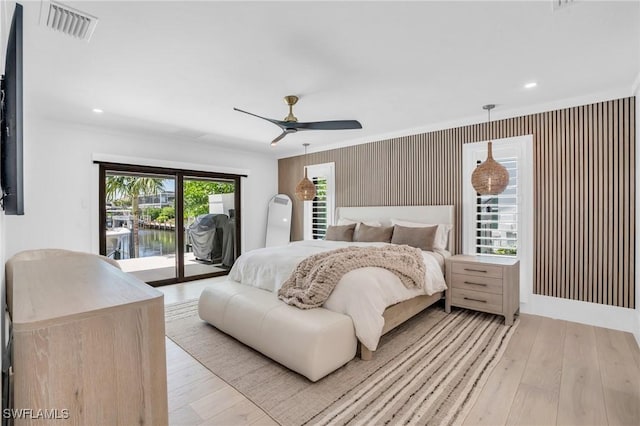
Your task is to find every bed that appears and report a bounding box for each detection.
[336,206,454,358]
[199,205,455,379]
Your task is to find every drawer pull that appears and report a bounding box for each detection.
[464,268,487,273]
[463,297,487,303]
[464,281,487,287]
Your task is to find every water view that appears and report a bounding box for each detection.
[137,229,176,257]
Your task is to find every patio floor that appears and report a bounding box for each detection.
[118,252,227,282]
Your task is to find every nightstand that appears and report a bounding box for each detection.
[445,255,520,325]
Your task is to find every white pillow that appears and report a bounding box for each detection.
[337,218,382,232]
[390,219,452,251]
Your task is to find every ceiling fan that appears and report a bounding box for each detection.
[233,95,362,146]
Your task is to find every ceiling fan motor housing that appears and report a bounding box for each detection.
[284,95,299,122]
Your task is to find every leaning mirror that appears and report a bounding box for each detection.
[265,194,292,247]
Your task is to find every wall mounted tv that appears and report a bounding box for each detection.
[1,3,24,215]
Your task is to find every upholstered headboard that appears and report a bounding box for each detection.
[335,205,455,252]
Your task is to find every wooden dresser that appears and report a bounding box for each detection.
[444,255,519,325]
[10,256,168,425]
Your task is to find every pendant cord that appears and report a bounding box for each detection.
[303,143,310,178]
[482,104,495,141]
[488,107,491,140]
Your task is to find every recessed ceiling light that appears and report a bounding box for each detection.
[92,108,104,113]
[524,82,537,89]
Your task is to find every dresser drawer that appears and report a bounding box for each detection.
[450,288,502,314]
[450,273,503,295]
[451,262,503,279]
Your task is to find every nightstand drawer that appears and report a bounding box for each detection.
[450,288,502,313]
[451,262,503,279]
[450,273,503,295]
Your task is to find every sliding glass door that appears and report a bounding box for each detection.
[99,163,242,286]
[104,171,178,282]
[183,177,237,278]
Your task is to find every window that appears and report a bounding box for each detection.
[475,157,518,256]
[303,163,335,240]
[463,135,533,303]
[311,176,329,239]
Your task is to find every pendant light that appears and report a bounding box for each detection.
[295,143,316,201]
[471,104,509,195]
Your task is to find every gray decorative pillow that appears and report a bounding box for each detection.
[354,223,393,243]
[325,223,356,242]
[391,224,438,251]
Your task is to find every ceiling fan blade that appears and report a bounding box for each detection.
[286,120,363,131]
[233,107,286,130]
[270,129,296,146]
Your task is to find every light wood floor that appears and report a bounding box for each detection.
[159,279,640,426]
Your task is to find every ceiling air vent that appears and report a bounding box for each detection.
[40,1,98,41]
[552,0,576,11]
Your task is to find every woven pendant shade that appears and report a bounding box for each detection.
[471,104,509,195]
[471,141,509,195]
[295,168,316,201]
[295,143,316,201]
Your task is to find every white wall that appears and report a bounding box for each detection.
[4,117,277,259]
[0,202,4,384]
[0,0,17,403]
[208,193,235,217]
[635,78,640,347]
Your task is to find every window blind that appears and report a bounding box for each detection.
[475,158,518,256]
[311,177,328,240]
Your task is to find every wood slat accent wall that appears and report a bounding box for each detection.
[278,97,635,308]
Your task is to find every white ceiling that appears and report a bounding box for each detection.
[19,0,640,158]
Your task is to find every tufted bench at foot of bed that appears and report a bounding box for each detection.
[198,281,358,382]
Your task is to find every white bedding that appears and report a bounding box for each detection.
[228,240,447,351]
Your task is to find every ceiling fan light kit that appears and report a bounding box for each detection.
[471,104,510,195]
[234,95,362,147]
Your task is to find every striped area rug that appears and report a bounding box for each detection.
[165,300,518,426]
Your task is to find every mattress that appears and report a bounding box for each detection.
[228,240,447,350]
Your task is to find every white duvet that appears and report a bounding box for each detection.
[228,240,447,351]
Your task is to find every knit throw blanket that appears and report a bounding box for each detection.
[277,245,426,309]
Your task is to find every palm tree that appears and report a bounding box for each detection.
[105,176,165,258]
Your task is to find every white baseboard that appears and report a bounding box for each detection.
[520,295,639,348]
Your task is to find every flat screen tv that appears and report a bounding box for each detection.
[1,3,23,215]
